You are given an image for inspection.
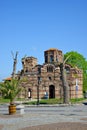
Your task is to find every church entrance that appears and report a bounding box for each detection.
[49,85,55,98]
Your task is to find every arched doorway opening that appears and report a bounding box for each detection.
[28,88,32,99]
[49,85,55,98]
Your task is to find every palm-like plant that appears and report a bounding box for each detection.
[0,79,21,105]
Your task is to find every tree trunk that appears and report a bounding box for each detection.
[60,63,70,104]
[12,51,18,78]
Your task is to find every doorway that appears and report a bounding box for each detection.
[49,85,55,98]
[28,88,32,99]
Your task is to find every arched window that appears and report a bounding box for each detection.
[50,55,54,62]
[38,67,41,74]
[49,76,52,80]
[28,88,32,99]
[65,66,70,74]
[47,66,53,72]
[25,67,28,72]
[45,55,48,63]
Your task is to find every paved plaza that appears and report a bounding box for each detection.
[0,104,87,130]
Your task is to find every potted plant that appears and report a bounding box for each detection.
[0,78,22,115]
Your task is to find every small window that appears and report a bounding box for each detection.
[65,67,70,74]
[22,61,24,64]
[49,77,52,80]
[25,67,28,72]
[56,55,58,62]
[60,75,62,80]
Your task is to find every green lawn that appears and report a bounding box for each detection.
[0,97,85,105]
[0,98,10,103]
[23,98,85,105]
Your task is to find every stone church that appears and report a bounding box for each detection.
[17,48,83,99]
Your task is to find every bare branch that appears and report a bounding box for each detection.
[11,51,14,60]
[64,54,71,64]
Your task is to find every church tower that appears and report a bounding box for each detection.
[44,48,63,64]
[22,56,37,72]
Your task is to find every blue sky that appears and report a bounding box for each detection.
[0,0,87,81]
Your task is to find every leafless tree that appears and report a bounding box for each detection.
[11,51,18,78]
[59,55,71,104]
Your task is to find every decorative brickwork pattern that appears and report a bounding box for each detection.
[18,48,83,99]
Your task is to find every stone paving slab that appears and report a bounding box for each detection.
[0,114,22,118]
[20,122,87,130]
[0,125,3,130]
[0,104,87,130]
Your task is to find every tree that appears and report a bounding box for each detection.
[0,51,22,114]
[64,51,87,92]
[11,51,18,78]
[0,79,21,105]
[59,55,70,104]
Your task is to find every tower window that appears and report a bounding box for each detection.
[56,55,58,62]
[45,55,48,63]
[38,67,41,73]
[47,66,53,72]
[50,55,54,62]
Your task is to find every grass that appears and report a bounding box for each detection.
[0,98,10,103]
[0,97,86,105]
[23,98,85,105]
[70,98,85,103]
[0,97,25,104]
[23,98,62,105]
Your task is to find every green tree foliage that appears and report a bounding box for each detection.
[64,51,87,92]
[0,79,22,105]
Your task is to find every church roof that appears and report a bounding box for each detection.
[45,48,62,52]
[4,77,12,81]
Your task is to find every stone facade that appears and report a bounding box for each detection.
[18,48,83,99]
